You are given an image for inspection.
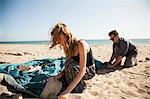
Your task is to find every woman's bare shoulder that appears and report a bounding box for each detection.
[78,40,90,52]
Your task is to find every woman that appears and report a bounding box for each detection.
[49,22,95,98]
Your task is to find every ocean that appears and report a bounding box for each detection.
[0,39,150,46]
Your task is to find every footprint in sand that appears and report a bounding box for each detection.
[127,82,137,88]
[144,69,150,75]
[119,85,139,97]
[126,82,146,94]
[92,82,102,87]
[136,84,148,94]
[90,91,99,96]
[86,84,93,90]
[120,88,139,97]
[87,84,92,87]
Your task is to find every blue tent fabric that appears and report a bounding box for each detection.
[0,57,65,97]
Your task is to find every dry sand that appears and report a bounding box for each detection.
[0,44,150,99]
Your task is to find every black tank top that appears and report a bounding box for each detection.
[71,48,94,67]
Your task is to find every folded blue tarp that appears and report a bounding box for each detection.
[0,57,65,97]
[0,57,104,97]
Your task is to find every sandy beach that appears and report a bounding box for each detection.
[0,44,150,99]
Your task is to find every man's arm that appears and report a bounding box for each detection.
[109,44,116,63]
[112,56,123,67]
[109,55,115,63]
[112,40,128,66]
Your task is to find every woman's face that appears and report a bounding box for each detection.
[57,33,66,46]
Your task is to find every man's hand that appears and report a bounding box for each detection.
[106,64,115,68]
[109,55,115,64]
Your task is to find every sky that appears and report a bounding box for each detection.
[0,0,150,41]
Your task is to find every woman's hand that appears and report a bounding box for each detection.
[58,91,70,99]
[54,71,64,80]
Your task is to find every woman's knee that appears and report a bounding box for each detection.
[0,73,4,83]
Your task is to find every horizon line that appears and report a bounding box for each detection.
[0,38,150,42]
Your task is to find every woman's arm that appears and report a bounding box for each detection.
[54,71,64,80]
[60,41,87,95]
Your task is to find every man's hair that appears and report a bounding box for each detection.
[108,30,118,36]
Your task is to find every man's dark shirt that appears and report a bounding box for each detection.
[112,38,138,57]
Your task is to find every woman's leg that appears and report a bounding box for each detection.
[0,73,4,83]
[64,60,86,93]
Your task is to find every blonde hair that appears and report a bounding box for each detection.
[49,22,79,58]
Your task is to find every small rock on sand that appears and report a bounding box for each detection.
[138,60,143,62]
[145,57,150,61]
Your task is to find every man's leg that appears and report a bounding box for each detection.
[124,54,137,67]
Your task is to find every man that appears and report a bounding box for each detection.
[107,30,138,68]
